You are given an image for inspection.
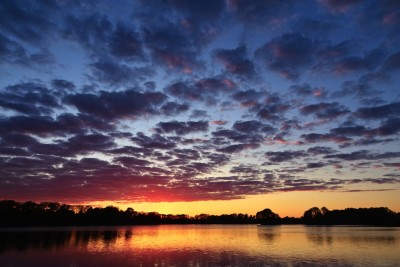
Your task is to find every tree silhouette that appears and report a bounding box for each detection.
[256,208,280,225]
[0,200,399,226]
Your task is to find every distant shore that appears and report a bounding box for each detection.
[1,200,399,227]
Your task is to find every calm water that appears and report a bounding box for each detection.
[0,225,399,266]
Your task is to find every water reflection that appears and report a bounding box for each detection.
[0,228,130,252]
[257,225,280,243]
[0,225,399,266]
[306,226,397,247]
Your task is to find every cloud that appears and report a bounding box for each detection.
[307,146,337,155]
[51,79,76,91]
[189,109,209,118]
[265,150,307,163]
[318,0,362,13]
[254,93,291,121]
[217,143,260,153]
[232,120,274,133]
[229,0,296,26]
[131,132,177,150]
[324,150,400,161]
[64,89,167,120]
[212,128,264,143]
[155,120,209,135]
[382,51,400,72]
[113,156,152,167]
[354,101,400,119]
[165,77,236,103]
[329,125,368,136]
[160,102,189,116]
[256,33,316,80]
[142,20,204,72]
[89,59,155,85]
[0,0,58,44]
[230,164,262,176]
[301,133,351,144]
[231,89,265,108]
[165,81,204,101]
[109,22,145,61]
[0,82,65,116]
[306,162,326,169]
[373,118,400,136]
[289,83,326,98]
[214,45,256,78]
[300,102,350,119]
[211,120,227,125]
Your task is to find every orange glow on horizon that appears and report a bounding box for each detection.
[83,189,400,218]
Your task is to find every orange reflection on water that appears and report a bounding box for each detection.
[1,225,400,266]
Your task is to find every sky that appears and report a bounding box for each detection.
[0,0,400,217]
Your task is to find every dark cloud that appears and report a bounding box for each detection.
[0,33,55,67]
[214,46,256,78]
[109,22,145,61]
[31,133,115,157]
[230,164,262,176]
[131,132,177,150]
[307,146,337,155]
[212,129,264,143]
[231,89,264,108]
[333,56,371,74]
[113,156,152,167]
[280,120,302,131]
[0,82,59,115]
[256,33,316,80]
[319,0,363,13]
[51,79,76,91]
[312,40,385,76]
[165,77,235,103]
[155,120,208,135]
[0,0,58,44]
[142,20,203,73]
[89,59,155,85]
[357,0,400,36]
[0,116,61,137]
[165,81,204,101]
[160,102,189,116]
[255,93,291,121]
[229,0,297,26]
[289,83,326,98]
[306,162,326,169]
[189,109,209,118]
[382,52,400,72]
[4,115,113,156]
[64,89,167,120]
[354,101,400,119]
[301,133,352,143]
[292,18,339,39]
[373,118,400,136]
[265,150,306,163]
[330,125,368,136]
[232,120,274,133]
[300,102,350,119]
[167,0,226,20]
[0,133,38,147]
[324,150,400,161]
[217,143,259,153]
[169,148,201,161]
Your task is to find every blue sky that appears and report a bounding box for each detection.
[0,0,399,210]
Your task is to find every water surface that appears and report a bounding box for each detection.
[1,225,399,266]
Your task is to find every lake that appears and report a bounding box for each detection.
[0,225,399,266]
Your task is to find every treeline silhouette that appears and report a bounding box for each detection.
[0,200,399,227]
